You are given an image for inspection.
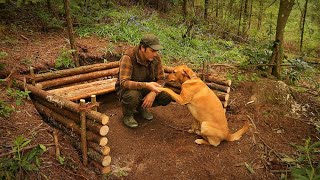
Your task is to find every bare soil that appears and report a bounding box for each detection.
[1,27,319,180]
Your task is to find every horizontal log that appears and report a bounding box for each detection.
[88,142,110,156]
[35,68,119,89]
[47,78,117,97]
[206,82,230,93]
[204,74,231,86]
[33,97,109,136]
[32,61,120,82]
[34,101,108,146]
[16,81,109,125]
[68,134,111,167]
[91,161,111,174]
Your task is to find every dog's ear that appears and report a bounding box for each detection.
[182,66,197,79]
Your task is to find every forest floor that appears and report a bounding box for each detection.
[1,26,320,179]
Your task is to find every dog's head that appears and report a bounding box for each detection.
[166,65,197,84]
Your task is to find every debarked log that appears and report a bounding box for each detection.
[16,81,109,125]
[32,97,109,136]
[33,101,108,146]
[35,68,119,89]
[47,78,117,94]
[32,61,120,82]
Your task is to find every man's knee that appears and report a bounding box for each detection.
[156,92,172,106]
[121,90,142,105]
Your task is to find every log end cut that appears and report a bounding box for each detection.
[100,125,109,136]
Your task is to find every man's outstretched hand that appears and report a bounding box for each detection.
[146,82,161,93]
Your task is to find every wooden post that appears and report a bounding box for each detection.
[30,67,36,85]
[91,95,97,111]
[80,99,88,166]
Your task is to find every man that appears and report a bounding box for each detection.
[115,34,172,128]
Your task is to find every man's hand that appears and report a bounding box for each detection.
[145,82,161,93]
[142,92,157,109]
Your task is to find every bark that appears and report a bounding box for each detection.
[32,61,119,82]
[257,0,264,31]
[64,0,79,67]
[204,0,209,20]
[16,81,109,125]
[35,68,119,89]
[87,142,110,156]
[204,75,232,86]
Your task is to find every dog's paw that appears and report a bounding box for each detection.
[195,139,205,145]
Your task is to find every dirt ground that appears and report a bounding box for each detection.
[1,28,320,179]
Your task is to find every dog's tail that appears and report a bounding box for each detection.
[226,121,250,142]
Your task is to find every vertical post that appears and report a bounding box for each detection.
[91,95,97,111]
[80,99,88,166]
[30,67,36,85]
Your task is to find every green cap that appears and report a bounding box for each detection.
[140,34,163,50]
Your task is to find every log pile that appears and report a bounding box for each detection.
[16,81,111,174]
[21,60,231,174]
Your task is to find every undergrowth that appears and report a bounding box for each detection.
[0,136,47,179]
[280,138,320,180]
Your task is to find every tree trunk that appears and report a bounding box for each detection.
[300,0,308,53]
[204,0,209,20]
[182,0,187,21]
[257,0,264,31]
[237,0,243,36]
[268,0,295,78]
[64,0,79,67]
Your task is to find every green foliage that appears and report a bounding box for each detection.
[0,136,47,179]
[281,138,320,180]
[55,48,75,69]
[283,58,314,84]
[6,88,30,106]
[0,100,14,118]
[0,51,8,58]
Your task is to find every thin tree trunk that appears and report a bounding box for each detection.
[257,0,264,31]
[204,0,209,20]
[300,0,308,53]
[64,0,80,67]
[182,0,187,21]
[268,0,295,78]
[237,0,243,36]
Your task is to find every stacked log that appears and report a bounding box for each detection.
[16,81,111,174]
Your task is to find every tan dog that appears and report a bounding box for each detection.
[159,65,249,146]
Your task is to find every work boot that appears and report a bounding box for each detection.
[138,108,153,120]
[122,115,138,128]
